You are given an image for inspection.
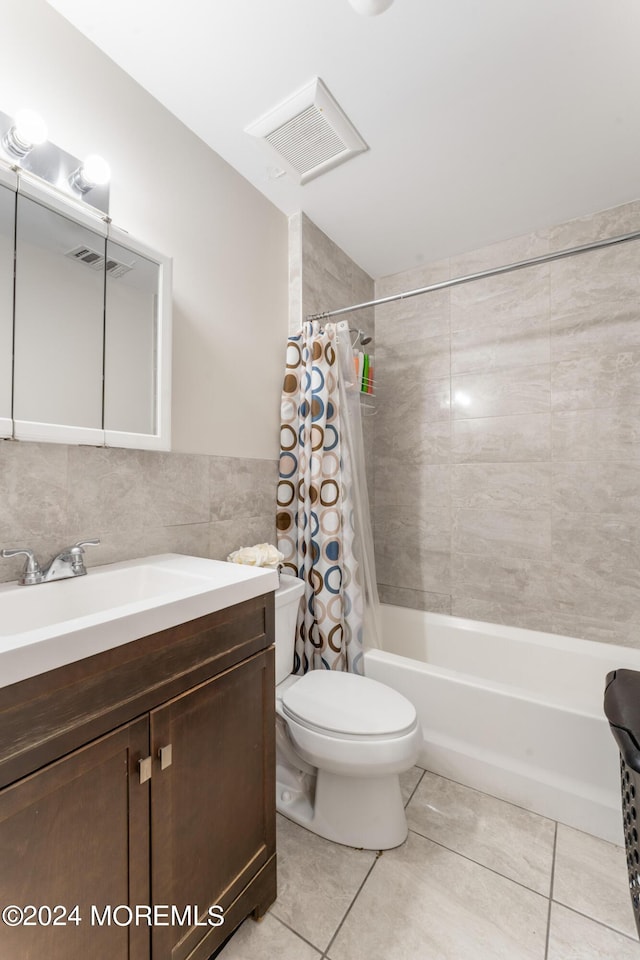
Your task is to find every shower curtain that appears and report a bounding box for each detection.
[276,319,381,675]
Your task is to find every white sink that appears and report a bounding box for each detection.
[0,554,279,690]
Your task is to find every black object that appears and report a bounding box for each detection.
[604,668,640,935]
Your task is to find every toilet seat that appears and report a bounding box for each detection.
[281,670,417,740]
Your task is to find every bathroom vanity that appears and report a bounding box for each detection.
[0,555,277,960]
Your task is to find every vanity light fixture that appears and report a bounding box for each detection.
[68,154,111,194]
[2,109,48,159]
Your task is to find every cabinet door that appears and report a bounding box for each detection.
[0,718,149,960]
[150,648,275,960]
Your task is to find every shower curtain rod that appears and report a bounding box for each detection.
[305,228,640,321]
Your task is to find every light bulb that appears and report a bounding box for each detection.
[348,0,394,15]
[81,154,111,187]
[69,154,111,193]
[2,108,48,158]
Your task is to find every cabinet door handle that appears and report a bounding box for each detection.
[158,744,173,770]
[139,757,152,784]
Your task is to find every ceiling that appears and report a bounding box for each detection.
[47,0,640,279]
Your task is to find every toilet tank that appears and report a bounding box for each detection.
[274,574,305,684]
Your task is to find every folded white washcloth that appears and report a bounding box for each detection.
[227,542,284,568]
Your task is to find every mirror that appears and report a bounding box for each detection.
[104,236,159,437]
[13,193,106,435]
[0,176,15,438]
[1,172,171,449]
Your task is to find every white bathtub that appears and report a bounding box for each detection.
[364,605,640,844]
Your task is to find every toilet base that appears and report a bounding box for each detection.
[276,763,408,850]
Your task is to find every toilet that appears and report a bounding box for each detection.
[274,574,422,850]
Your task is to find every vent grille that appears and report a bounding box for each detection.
[246,78,367,185]
[66,245,133,278]
[266,105,349,175]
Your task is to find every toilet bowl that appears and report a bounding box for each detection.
[274,574,422,850]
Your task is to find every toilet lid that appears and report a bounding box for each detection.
[281,671,417,738]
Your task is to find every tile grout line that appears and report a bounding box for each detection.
[404,768,426,809]
[419,768,560,830]
[406,827,551,900]
[550,901,640,945]
[320,853,383,959]
[544,821,558,960]
[268,913,325,955]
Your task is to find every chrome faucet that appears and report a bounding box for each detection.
[1,539,100,585]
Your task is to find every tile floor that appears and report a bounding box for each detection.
[216,768,639,959]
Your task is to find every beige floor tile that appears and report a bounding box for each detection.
[406,772,555,895]
[399,766,424,805]
[327,830,548,960]
[271,814,377,953]
[553,823,637,939]
[216,913,321,959]
[547,903,640,959]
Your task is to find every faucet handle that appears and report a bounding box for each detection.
[64,539,100,573]
[73,538,100,551]
[1,548,43,584]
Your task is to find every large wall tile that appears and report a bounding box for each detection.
[375,514,450,594]
[452,364,550,419]
[547,199,640,252]
[552,514,640,581]
[452,554,552,605]
[377,373,450,423]
[141,450,210,526]
[377,414,451,465]
[451,596,553,632]
[450,264,549,333]
[67,446,149,533]
[552,352,640,412]
[451,313,550,374]
[0,440,68,541]
[452,507,551,560]
[552,559,640,623]
[377,583,451,614]
[550,243,640,315]
[552,408,640,461]
[210,456,278,522]
[376,331,449,378]
[550,300,640,361]
[210,514,276,562]
[449,230,549,276]
[552,461,640,516]
[452,414,551,463]
[551,611,640,647]
[376,288,450,341]
[452,462,551,511]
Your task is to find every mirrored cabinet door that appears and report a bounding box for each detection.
[0,174,16,437]
[13,192,107,443]
[104,238,159,437]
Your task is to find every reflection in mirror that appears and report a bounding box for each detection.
[104,239,158,436]
[13,196,106,431]
[0,182,15,435]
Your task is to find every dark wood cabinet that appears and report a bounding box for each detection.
[0,593,276,960]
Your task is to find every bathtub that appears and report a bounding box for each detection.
[364,605,640,844]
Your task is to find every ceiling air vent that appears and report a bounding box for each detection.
[65,245,133,278]
[245,78,368,185]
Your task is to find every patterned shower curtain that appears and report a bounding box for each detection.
[277,320,380,675]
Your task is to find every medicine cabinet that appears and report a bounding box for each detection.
[0,165,172,450]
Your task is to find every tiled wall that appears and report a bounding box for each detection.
[374,199,640,647]
[288,213,376,503]
[289,212,374,336]
[0,440,277,583]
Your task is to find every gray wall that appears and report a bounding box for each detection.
[0,441,277,583]
[374,199,640,647]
